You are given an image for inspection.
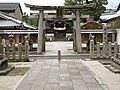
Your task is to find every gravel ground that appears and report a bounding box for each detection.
[0,62,35,90]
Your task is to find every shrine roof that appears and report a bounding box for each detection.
[81,21,103,29]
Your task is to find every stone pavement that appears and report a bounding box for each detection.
[83,61,120,90]
[44,41,77,55]
[15,59,104,90]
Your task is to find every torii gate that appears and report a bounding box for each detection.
[25,3,94,54]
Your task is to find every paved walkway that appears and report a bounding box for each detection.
[15,59,104,90]
[45,41,75,55]
[15,42,105,90]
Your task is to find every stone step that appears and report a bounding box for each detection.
[0,58,8,70]
[0,54,2,59]
[99,59,111,65]
[110,57,120,70]
[105,65,120,73]
[111,57,120,66]
[0,65,14,75]
[117,53,120,59]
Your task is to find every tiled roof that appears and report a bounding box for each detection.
[0,11,36,29]
[100,10,120,21]
[0,20,20,27]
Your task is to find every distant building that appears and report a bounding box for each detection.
[0,3,23,20]
[0,11,36,44]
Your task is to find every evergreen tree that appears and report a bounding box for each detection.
[22,12,29,23]
[64,0,108,21]
[22,12,38,27]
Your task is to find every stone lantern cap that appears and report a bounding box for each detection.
[8,33,14,38]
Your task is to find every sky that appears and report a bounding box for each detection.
[0,0,120,14]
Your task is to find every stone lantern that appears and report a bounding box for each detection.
[8,33,14,46]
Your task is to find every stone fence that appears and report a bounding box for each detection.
[90,41,118,59]
[3,40,29,62]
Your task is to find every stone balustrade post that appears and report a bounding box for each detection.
[114,42,118,57]
[6,43,9,59]
[18,43,22,61]
[24,40,29,62]
[0,43,3,59]
[108,42,112,58]
[97,42,100,58]
[12,43,16,61]
[102,42,107,58]
[90,40,94,59]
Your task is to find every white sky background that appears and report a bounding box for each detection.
[0,0,65,14]
[0,0,120,14]
[106,0,120,9]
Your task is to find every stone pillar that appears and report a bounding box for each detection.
[24,40,29,61]
[73,19,77,51]
[108,42,112,57]
[42,20,45,52]
[37,10,44,54]
[97,42,100,58]
[18,43,22,61]
[103,26,108,43]
[90,40,94,58]
[73,30,77,51]
[75,10,82,53]
[102,26,109,58]
[42,30,45,52]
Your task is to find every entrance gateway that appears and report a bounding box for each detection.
[25,3,95,54]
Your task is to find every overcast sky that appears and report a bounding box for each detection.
[0,0,120,14]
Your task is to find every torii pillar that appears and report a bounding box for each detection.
[75,10,82,53]
[37,10,44,54]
